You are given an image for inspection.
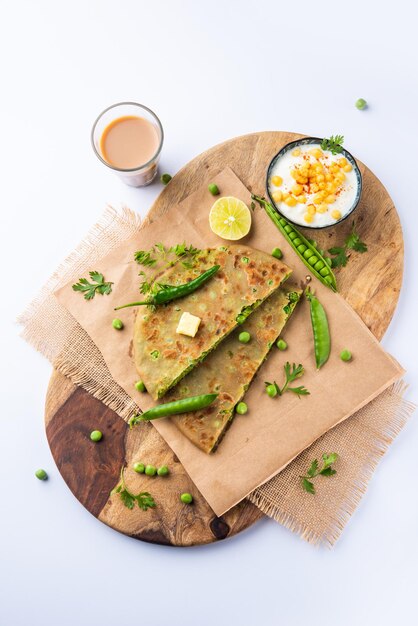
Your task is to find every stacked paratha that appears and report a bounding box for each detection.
[133,245,291,400]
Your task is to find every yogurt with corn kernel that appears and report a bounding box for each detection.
[268,143,359,227]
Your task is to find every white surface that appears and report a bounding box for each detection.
[0,1,417,625]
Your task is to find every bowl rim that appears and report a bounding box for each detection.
[265,136,363,230]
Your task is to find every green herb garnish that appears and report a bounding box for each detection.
[265,362,310,398]
[134,250,157,267]
[328,222,368,268]
[320,134,344,155]
[300,453,339,494]
[72,271,113,300]
[110,466,156,511]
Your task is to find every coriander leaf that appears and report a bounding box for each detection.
[345,223,368,253]
[120,489,136,509]
[288,385,310,397]
[302,478,315,494]
[135,492,156,511]
[134,250,157,266]
[328,246,348,268]
[307,459,318,478]
[72,271,113,301]
[319,467,337,476]
[320,134,344,155]
[322,452,339,468]
[154,242,166,254]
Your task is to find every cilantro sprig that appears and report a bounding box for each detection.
[328,222,368,268]
[110,466,156,511]
[265,362,310,398]
[72,271,113,300]
[320,134,344,155]
[300,453,339,494]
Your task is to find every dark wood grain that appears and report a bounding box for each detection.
[45,131,403,546]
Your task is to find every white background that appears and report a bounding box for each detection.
[1,1,417,625]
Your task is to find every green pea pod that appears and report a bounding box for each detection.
[251,195,337,292]
[115,265,220,310]
[129,393,219,427]
[305,288,330,369]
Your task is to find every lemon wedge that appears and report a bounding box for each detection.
[209,196,251,240]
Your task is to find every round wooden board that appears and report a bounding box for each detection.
[45,131,403,546]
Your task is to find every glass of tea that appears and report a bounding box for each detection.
[91,102,164,187]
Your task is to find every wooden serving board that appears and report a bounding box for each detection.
[45,131,404,546]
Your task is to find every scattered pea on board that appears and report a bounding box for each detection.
[236,402,248,415]
[276,339,287,351]
[180,493,193,504]
[145,465,157,476]
[272,247,283,260]
[355,98,367,110]
[252,195,338,292]
[90,430,103,442]
[157,466,169,476]
[133,462,145,473]
[112,318,124,330]
[208,183,220,196]
[135,380,146,392]
[238,331,251,343]
[160,173,172,185]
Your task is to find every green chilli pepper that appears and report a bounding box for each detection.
[305,288,330,369]
[115,265,220,310]
[129,393,219,426]
[252,195,337,292]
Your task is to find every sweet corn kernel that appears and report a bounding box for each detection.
[290,170,299,180]
[309,148,323,159]
[343,164,353,172]
[272,190,282,203]
[313,192,324,203]
[297,194,307,203]
[337,157,347,167]
[303,213,314,223]
[292,184,303,196]
[331,209,342,220]
[325,173,333,182]
[271,175,283,186]
[292,148,301,157]
[316,204,328,213]
[318,182,326,190]
[282,191,290,201]
[307,204,316,215]
[310,183,319,193]
[296,176,308,185]
[325,194,336,204]
[285,196,297,207]
[314,163,323,172]
[317,174,325,182]
[330,164,339,173]
[326,182,335,192]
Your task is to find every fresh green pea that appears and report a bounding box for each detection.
[325,257,332,266]
[308,255,318,265]
[284,224,292,234]
[355,98,367,110]
[340,349,352,362]
[145,465,157,476]
[276,338,287,351]
[180,492,193,504]
[314,260,325,271]
[35,469,48,481]
[272,247,283,259]
[133,462,145,473]
[325,276,333,285]
[112,318,124,330]
[157,465,170,476]
[297,244,307,253]
[90,430,103,442]
[208,183,220,195]
[320,267,329,277]
[239,331,251,343]
[236,402,248,415]
[135,380,146,392]
[288,232,297,240]
[266,384,277,398]
[293,237,302,246]
[161,173,172,185]
[303,249,314,259]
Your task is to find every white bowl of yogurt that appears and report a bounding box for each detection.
[266,137,362,229]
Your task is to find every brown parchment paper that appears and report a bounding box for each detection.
[54,168,404,517]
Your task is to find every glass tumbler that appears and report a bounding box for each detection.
[91,102,164,187]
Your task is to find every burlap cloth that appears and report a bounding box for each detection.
[19,205,415,547]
